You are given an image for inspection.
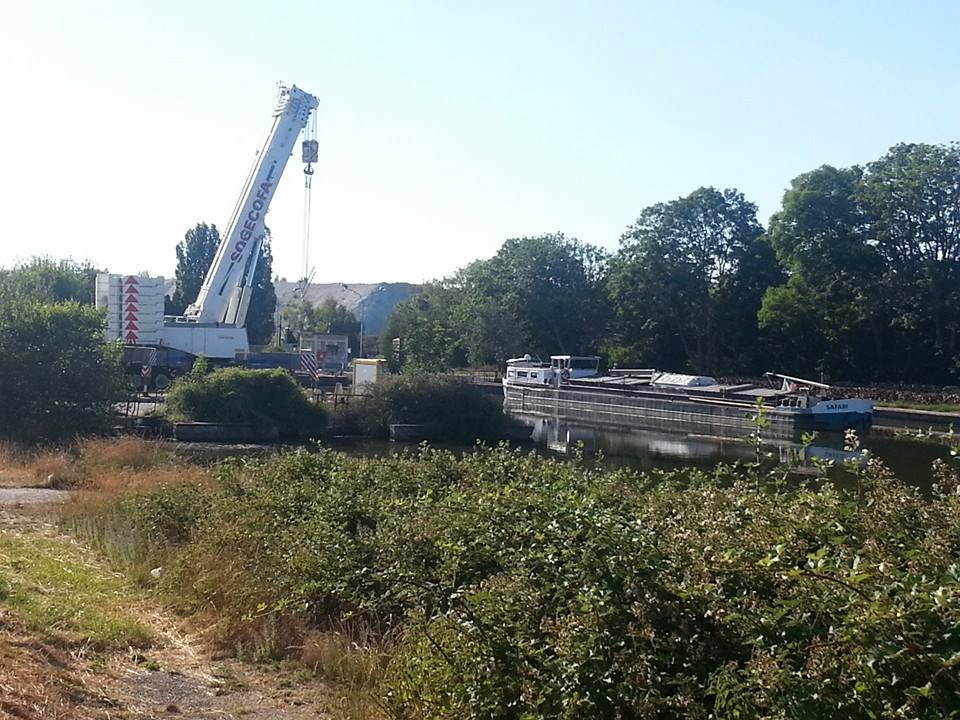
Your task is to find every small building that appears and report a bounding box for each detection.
[353,358,387,393]
[299,333,350,371]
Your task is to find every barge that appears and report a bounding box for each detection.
[503,356,872,441]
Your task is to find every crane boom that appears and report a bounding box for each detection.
[98,83,319,364]
[187,84,318,324]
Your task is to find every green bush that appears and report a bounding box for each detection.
[164,367,327,439]
[69,448,960,718]
[0,301,125,441]
[344,372,519,442]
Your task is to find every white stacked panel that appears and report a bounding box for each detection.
[96,273,167,344]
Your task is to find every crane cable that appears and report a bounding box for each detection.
[302,110,318,281]
[303,173,313,281]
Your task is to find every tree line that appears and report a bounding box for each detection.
[0,225,282,440]
[383,142,960,384]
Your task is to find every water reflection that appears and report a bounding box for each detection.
[517,414,952,489]
[171,420,956,494]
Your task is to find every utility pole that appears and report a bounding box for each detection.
[340,284,364,358]
[341,284,385,359]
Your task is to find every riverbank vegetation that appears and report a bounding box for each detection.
[384,142,960,385]
[59,442,960,719]
[330,372,522,442]
[161,367,513,444]
[164,366,329,439]
[0,300,126,441]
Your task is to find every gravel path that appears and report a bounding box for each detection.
[0,489,335,719]
[0,487,68,505]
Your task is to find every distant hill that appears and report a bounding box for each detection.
[160,278,418,336]
[274,281,419,335]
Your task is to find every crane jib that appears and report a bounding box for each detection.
[230,181,274,262]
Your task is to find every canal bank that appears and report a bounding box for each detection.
[873,406,960,431]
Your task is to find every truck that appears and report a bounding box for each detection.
[98,84,320,388]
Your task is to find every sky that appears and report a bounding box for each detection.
[1,1,958,284]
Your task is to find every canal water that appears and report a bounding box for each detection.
[170,420,955,492]
[317,417,954,492]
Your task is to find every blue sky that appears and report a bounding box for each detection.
[2,1,958,283]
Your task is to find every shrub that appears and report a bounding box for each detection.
[344,372,519,442]
[164,367,327,439]
[0,301,126,441]
[64,448,960,719]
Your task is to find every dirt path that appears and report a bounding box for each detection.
[0,494,335,720]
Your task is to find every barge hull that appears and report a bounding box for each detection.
[503,384,870,441]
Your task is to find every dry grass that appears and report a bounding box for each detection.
[75,437,175,476]
[0,439,34,488]
[0,618,123,720]
[0,437,187,491]
[300,623,393,720]
[0,439,20,467]
[23,448,83,489]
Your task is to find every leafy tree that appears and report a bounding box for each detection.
[166,223,220,315]
[166,222,277,345]
[285,297,360,338]
[383,234,608,369]
[0,301,125,440]
[463,234,609,364]
[245,233,277,345]
[0,257,99,305]
[759,145,960,382]
[608,187,775,374]
[860,142,960,378]
[381,284,465,370]
[759,165,884,378]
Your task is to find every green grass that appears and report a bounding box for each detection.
[876,401,960,413]
[0,533,152,649]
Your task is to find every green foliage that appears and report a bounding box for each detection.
[165,222,276,344]
[0,301,125,441]
[762,144,960,382]
[384,234,608,369]
[380,284,465,370]
[164,367,327,439]
[760,165,885,378]
[342,372,520,442]
[286,296,360,338]
[75,449,960,718]
[166,222,220,315]
[0,256,100,305]
[861,143,960,380]
[607,187,781,374]
[245,232,278,345]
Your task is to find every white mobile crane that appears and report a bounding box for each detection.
[97,84,319,383]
